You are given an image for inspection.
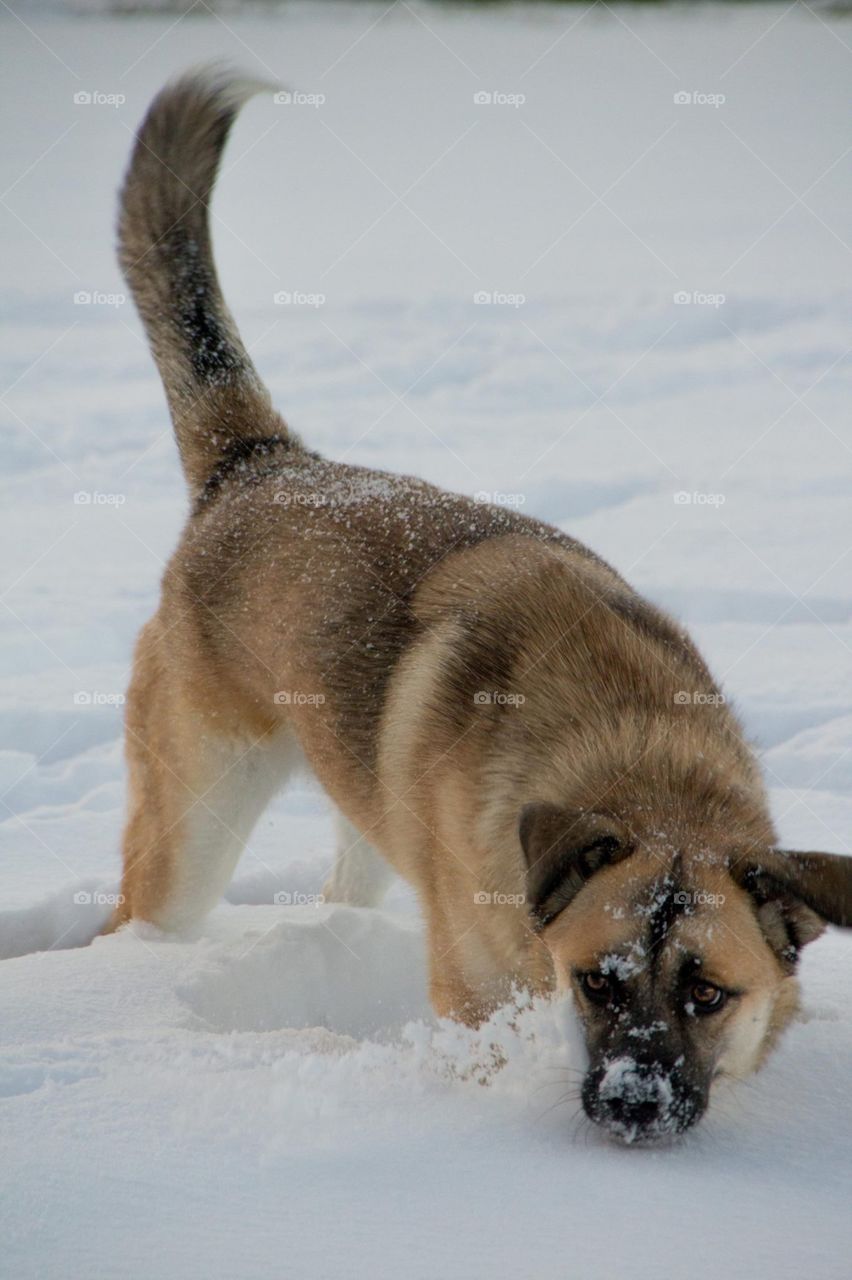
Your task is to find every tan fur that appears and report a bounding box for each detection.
[108,70,852,1138]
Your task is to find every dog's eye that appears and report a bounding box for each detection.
[688,981,726,1014]
[580,971,612,1005]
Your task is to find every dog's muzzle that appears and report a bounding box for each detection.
[582,1055,705,1144]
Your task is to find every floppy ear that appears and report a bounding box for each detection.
[519,803,633,930]
[731,849,852,972]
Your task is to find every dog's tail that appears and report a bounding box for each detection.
[118,67,293,496]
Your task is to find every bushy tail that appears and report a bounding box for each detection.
[118,67,291,495]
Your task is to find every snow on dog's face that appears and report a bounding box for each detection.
[520,804,852,1144]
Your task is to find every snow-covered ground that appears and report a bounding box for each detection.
[2,3,852,1277]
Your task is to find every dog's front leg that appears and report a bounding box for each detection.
[423,901,516,1027]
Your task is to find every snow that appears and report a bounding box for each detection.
[2,2,852,1277]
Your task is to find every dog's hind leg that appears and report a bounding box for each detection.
[107,619,295,934]
[321,812,395,908]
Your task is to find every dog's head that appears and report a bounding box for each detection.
[520,803,852,1144]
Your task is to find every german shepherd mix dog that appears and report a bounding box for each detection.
[111,69,852,1144]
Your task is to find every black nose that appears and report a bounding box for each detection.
[583,1056,702,1141]
[602,1093,663,1130]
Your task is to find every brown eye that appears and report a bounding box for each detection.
[689,981,726,1014]
[580,972,611,1004]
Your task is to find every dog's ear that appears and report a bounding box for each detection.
[730,849,852,971]
[519,803,633,930]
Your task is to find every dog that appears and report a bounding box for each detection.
[108,68,852,1144]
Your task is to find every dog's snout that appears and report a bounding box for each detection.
[583,1055,703,1144]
